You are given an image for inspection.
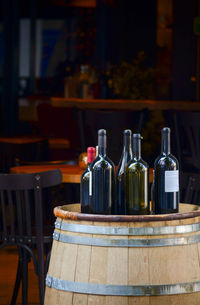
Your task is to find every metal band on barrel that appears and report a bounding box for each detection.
[46,274,200,296]
[53,231,200,247]
[54,220,200,236]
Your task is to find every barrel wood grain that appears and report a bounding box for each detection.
[45,204,200,305]
[106,221,128,305]
[73,221,92,305]
[89,245,107,304]
[149,293,200,305]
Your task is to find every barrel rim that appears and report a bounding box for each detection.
[54,204,200,222]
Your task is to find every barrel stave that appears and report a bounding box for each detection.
[45,204,200,305]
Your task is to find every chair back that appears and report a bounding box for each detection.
[0,169,62,245]
[173,111,200,171]
[0,169,62,304]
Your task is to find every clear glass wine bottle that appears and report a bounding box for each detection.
[115,130,133,214]
[125,133,149,215]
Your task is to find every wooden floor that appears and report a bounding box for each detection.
[0,246,40,305]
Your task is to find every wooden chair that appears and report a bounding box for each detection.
[173,111,200,172]
[0,169,62,305]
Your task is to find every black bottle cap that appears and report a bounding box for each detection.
[98,129,106,149]
[124,129,132,136]
[98,129,106,136]
[161,127,171,154]
[133,133,142,158]
[133,133,143,139]
[162,127,170,133]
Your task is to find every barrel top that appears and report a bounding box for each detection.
[54,203,200,222]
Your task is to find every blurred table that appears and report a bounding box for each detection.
[51,97,200,111]
[19,97,200,122]
[10,164,153,183]
[10,164,84,183]
[0,137,45,144]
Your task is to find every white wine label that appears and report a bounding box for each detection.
[165,170,179,192]
[89,171,92,196]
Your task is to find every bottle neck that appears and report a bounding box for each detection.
[98,134,106,156]
[133,137,141,160]
[124,133,132,151]
[161,130,170,154]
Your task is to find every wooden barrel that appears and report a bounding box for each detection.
[45,203,200,305]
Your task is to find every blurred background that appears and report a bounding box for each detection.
[0,0,199,165]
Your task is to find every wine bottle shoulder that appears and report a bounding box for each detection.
[116,162,125,179]
[91,155,115,170]
[154,153,179,169]
[170,153,179,164]
[105,155,115,167]
[81,167,90,181]
[126,158,149,172]
[116,155,131,176]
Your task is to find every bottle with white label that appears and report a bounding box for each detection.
[154,127,179,214]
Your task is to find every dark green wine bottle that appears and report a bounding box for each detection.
[125,133,149,215]
[154,127,179,214]
[116,130,133,214]
[90,129,115,214]
[80,147,96,213]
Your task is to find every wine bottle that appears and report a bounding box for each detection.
[150,170,155,214]
[80,147,96,213]
[125,133,149,215]
[154,127,179,214]
[115,130,133,214]
[90,129,115,214]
